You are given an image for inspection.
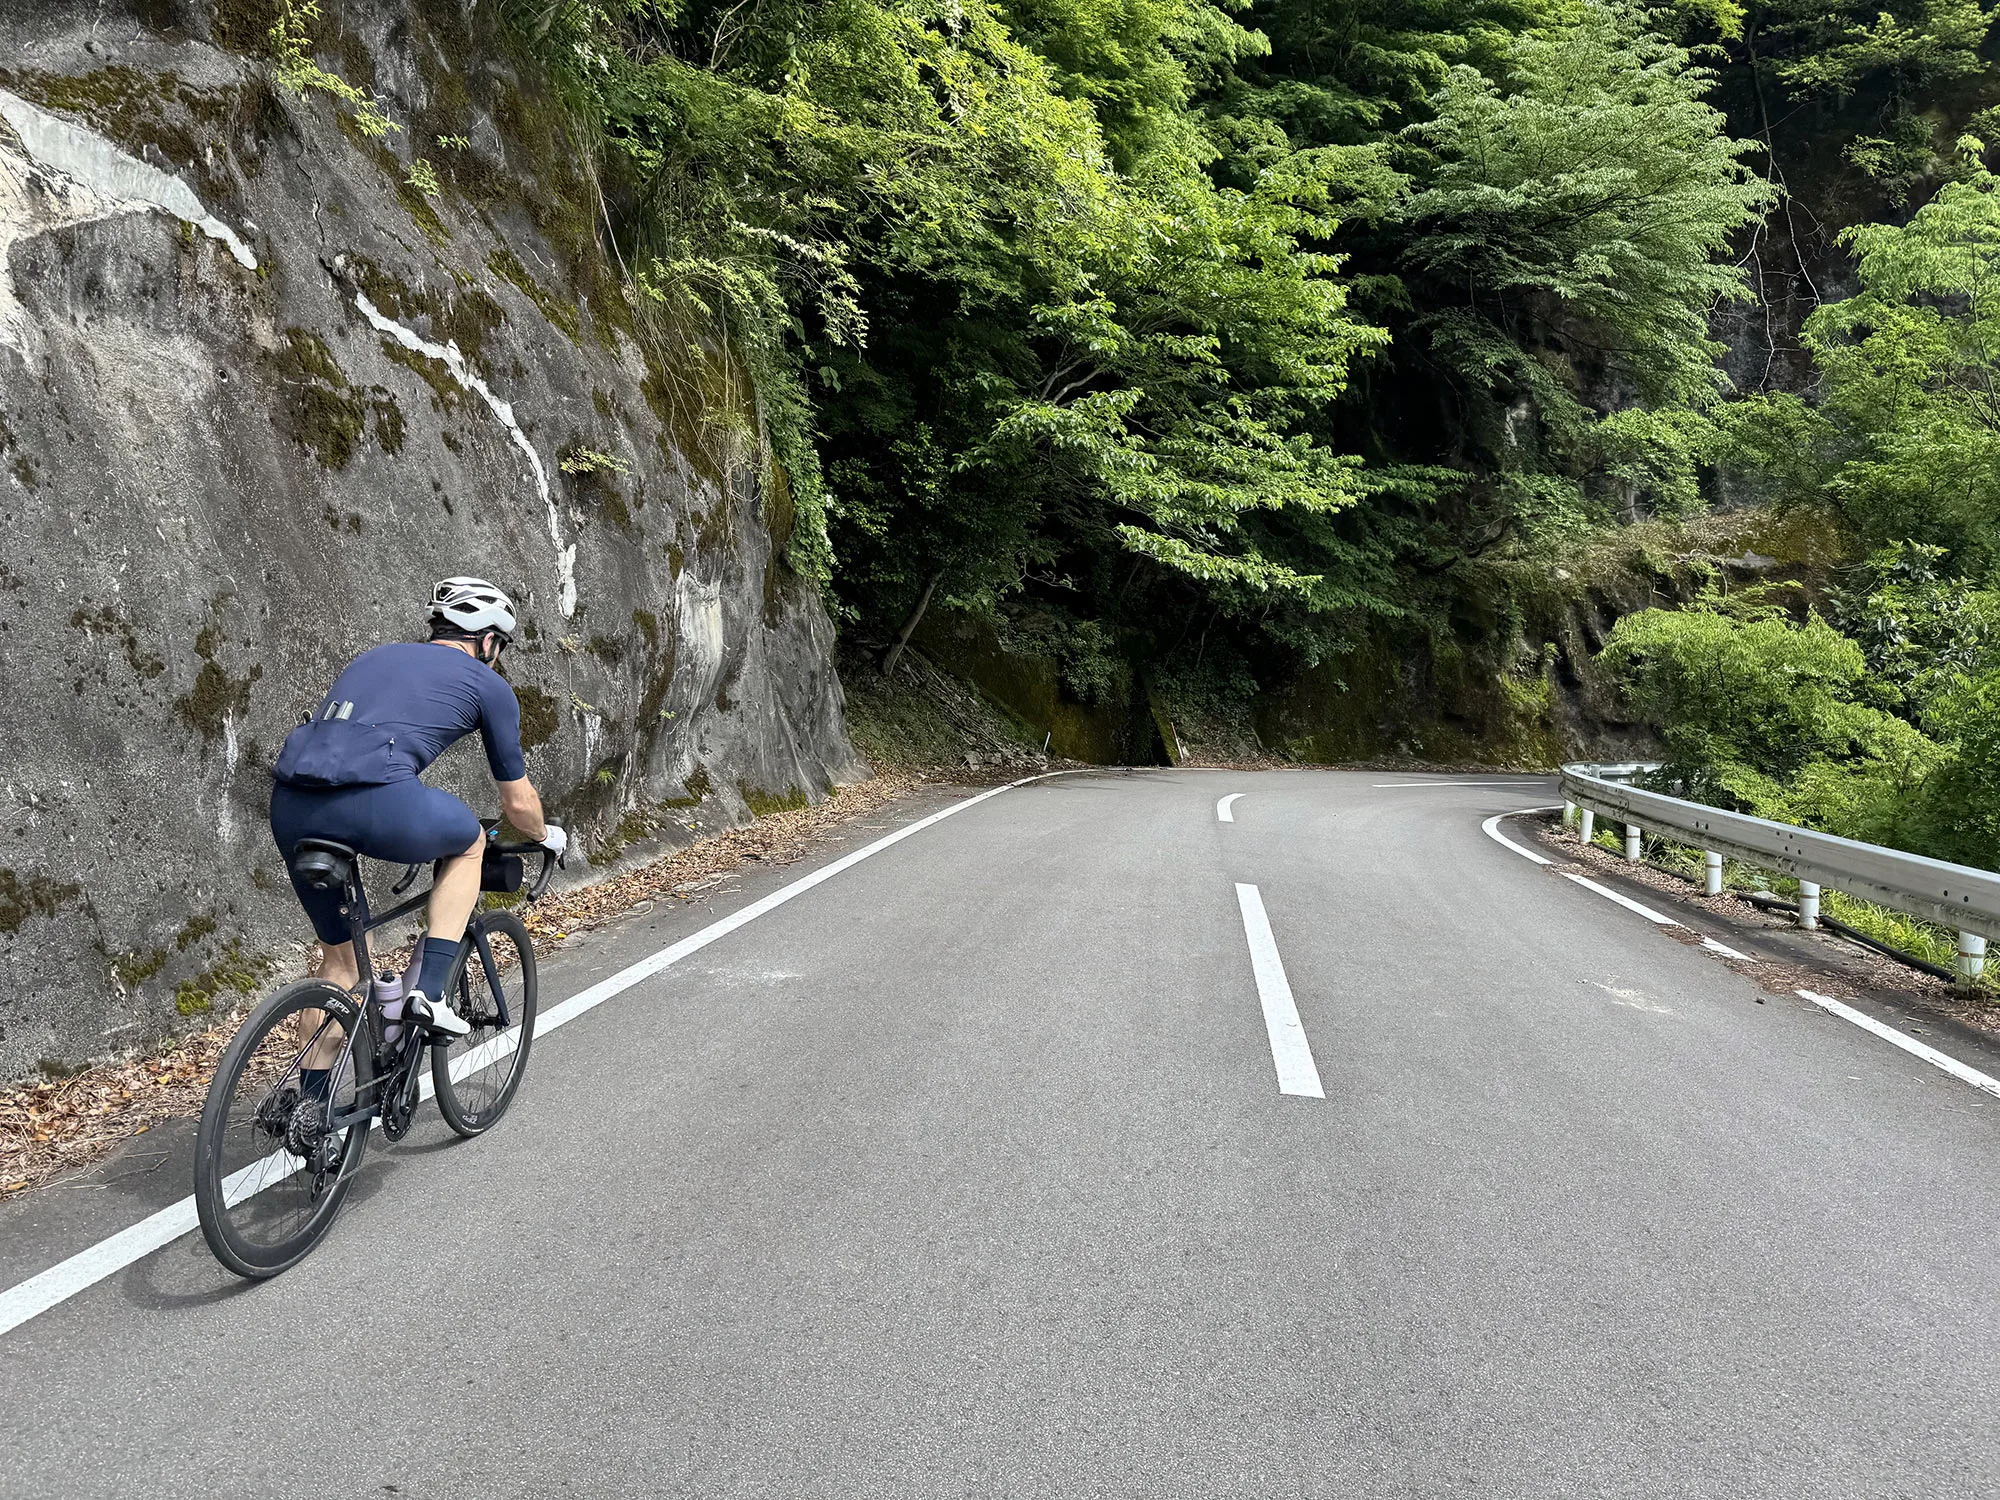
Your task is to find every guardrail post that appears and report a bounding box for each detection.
[1960,932,1988,986]
[1579,809,1594,844]
[1703,851,1722,897]
[1624,824,1642,862]
[1797,881,1820,931]
[1563,799,1576,827]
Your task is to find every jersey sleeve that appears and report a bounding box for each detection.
[478,670,531,782]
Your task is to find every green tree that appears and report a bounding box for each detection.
[1400,6,1770,403]
[1209,0,1552,166]
[804,0,1396,658]
[1801,151,2000,574]
[1599,595,1939,831]
[1911,668,2000,867]
[1749,0,1989,102]
[1829,542,2000,711]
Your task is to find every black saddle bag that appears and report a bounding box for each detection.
[480,849,525,892]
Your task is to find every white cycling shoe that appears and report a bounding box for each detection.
[406,991,473,1038]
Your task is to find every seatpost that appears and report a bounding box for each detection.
[342,866,374,997]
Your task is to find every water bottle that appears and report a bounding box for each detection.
[372,971,407,1044]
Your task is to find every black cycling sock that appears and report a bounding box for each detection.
[300,1068,330,1103]
[415,936,460,1002]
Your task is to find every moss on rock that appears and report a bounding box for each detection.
[270,329,366,469]
[176,660,254,744]
[515,683,561,750]
[740,783,807,816]
[173,941,271,1016]
[0,870,81,935]
[488,248,582,345]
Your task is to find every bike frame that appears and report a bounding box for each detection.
[307,855,530,1133]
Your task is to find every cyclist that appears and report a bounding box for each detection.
[268,578,566,1088]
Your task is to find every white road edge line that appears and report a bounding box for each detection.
[1216,793,1244,823]
[0,770,1077,1341]
[1799,990,2000,1101]
[1481,807,1765,961]
[1483,815,1998,1098]
[1479,808,1557,866]
[1233,884,1325,1099]
[1372,780,1553,788]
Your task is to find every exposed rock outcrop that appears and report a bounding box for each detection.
[0,0,860,1079]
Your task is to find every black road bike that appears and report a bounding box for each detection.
[194,826,560,1278]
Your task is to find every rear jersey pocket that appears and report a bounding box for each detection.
[273,718,409,787]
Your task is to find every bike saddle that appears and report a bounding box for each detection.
[290,839,358,892]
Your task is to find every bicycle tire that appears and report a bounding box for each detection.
[431,910,537,1137]
[194,980,372,1279]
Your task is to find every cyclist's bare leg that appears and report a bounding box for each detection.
[426,832,486,947]
[314,940,362,991]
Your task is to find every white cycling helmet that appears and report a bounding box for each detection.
[428,576,517,639]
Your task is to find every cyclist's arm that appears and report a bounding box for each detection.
[478,674,553,844]
[497,777,547,842]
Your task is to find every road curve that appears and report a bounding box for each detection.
[3,769,1997,1498]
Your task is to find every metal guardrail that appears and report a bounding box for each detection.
[1559,761,1997,980]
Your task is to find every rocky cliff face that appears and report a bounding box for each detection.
[0,0,861,1080]
[1251,509,1850,769]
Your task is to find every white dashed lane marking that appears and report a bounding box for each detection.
[1233,884,1325,1100]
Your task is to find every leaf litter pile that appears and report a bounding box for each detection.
[0,767,993,1196]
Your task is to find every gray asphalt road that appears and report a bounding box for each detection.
[4,770,1998,1498]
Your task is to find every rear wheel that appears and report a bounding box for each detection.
[432,911,537,1137]
[194,981,372,1279]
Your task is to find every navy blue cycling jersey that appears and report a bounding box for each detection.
[273,642,527,788]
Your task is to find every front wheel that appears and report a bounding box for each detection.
[194,981,372,1279]
[432,910,537,1137]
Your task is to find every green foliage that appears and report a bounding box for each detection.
[1801,154,2000,574]
[1751,0,1989,103]
[404,158,443,198]
[1211,0,1551,161]
[1829,542,2000,712]
[998,611,1134,704]
[1823,889,1996,992]
[1599,594,1940,830]
[1594,581,2000,872]
[1398,5,1772,410]
[502,0,2000,801]
[1203,0,1772,614]
[1719,0,1997,202]
[560,447,633,476]
[1903,667,2000,868]
[504,0,1775,686]
[525,0,1392,640]
[1621,156,2000,870]
[270,0,398,139]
